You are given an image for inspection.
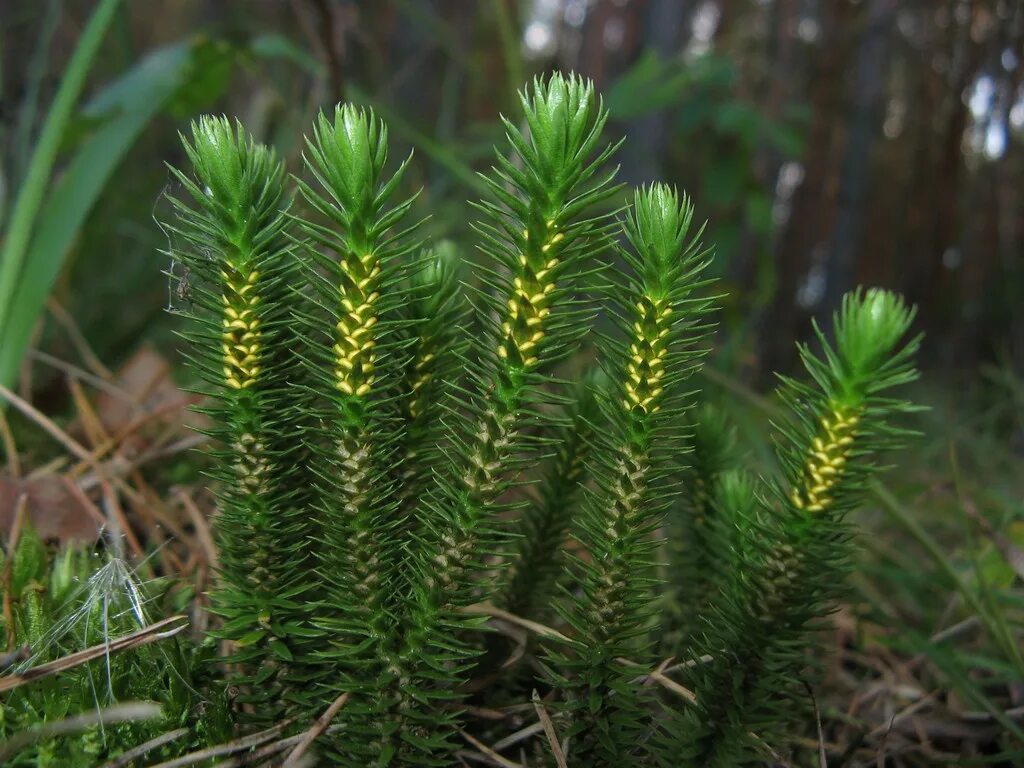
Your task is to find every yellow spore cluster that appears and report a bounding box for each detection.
[222,267,262,390]
[335,252,381,397]
[791,406,860,513]
[624,295,672,413]
[407,350,435,419]
[497,222,565,367]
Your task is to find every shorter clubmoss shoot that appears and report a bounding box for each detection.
[334,251,382,397]
[232,432,270,493]
[497,221,565,367]
[791,405,860,513]
[407,350,434,418]
[624,295,673,413]
[221,266,263,390]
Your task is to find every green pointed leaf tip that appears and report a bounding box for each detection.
[518,72,600,189]
[691,402,738,470]
[713,468,757,515]
[305,104,390,235]
[623,183,698,298]
[181,115,284,248]
[414,241,459,292]
[833,287,917,379]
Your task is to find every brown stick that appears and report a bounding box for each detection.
[532,690,568,768]
[0,614,188,692]
[282,692,350,766]
[2,494,29,650]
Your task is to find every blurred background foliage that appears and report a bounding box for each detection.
[1,0,1022,391]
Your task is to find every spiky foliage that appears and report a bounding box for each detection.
[547,185,714,766]
[164,117,316,724]
[394,245,468,519]
[667,289,920,766]
[291,104,421,759]
[151,81,929,768]
[499,370,603,622]
[662,403,742,652]
[0,527,212,767]
[382,73,622,765]
[422,72,621,600]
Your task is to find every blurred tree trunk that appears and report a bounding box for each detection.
[618,0,694,186]
[761,0,853,377]
[727,0,800,299]
[820,0,896,319]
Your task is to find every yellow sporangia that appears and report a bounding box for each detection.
[335,251,381,397]
[222,267,262,390]
[790,406,860,513]
[623,295,672,414]
[497,222,565,367]
[407,350,435,419]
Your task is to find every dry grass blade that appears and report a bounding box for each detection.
[2,493,29,649]
[214,725,346,767]
[0,407,20,477]
[490,721,545,752]
[144,719,294,768]
[617,657,697,704]
[458,729,526,768]
[281,691,350,766]
[532,690,568,768]
[0,614,188,692]
[462,602,572,644]
[0,382,94,462]
[98,726,189,768]
[804,681,826,768]
[46,297,113,379]
[0,701,162,762]
[28,348,133,402]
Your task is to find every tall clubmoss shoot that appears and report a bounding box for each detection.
[164,116,316,725]
[547,184,714,766]
[85,73,931,768]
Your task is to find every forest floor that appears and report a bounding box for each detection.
[1,340,1022,767]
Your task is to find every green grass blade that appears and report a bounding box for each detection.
[0,0,121,356]
[0,38,207,388]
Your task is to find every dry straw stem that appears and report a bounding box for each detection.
[0,614,188,692]
[0,702,162,763]
[282,692,351,767]
[458,729,525,768]
[532,689,568,768]
[2,493,29,648]
[145,720,295,768]
[98,727,190,768]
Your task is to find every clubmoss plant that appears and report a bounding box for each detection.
[544,185,713,766]
[145,73,923,767]
[164,117,317,725]
[498,370,604,622]
[664,289,921,767]
[288,105,426,759]
[661,403,744,652]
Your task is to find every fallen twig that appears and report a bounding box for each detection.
[532,690,568,768]
[0,614,188,692]
[144,719,294,768]
[99,726,190,768]
[458,729,525,768]
[282,692,350,767]
[0,702,162,762]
